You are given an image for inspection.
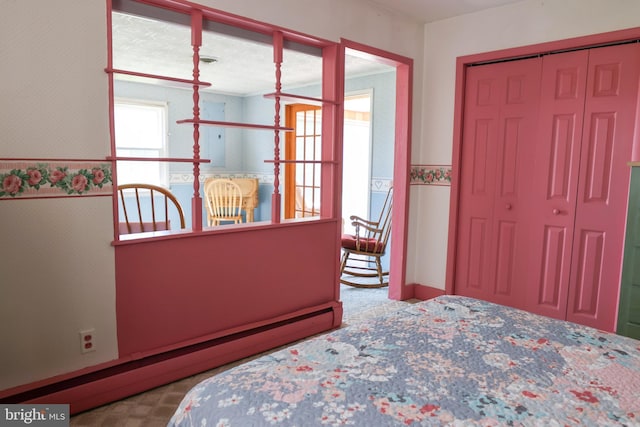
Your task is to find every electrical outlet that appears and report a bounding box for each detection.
[79,329,96,354]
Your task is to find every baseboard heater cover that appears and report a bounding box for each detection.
[1,305,341,414]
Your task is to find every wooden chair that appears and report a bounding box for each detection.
[340,187,393,288]
[204,178,244,226]
[117,183,185,234]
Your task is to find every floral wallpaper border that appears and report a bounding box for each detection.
[410,165,452,186]
[170,172,269,185]
[171,173,393,193]
[1,161,446,198]
[0,160,113,199]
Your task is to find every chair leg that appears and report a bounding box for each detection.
[375,256,384,286]
[339,251,349,275]
[340,251,388,288]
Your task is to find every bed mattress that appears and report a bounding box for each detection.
[169,295,640,426]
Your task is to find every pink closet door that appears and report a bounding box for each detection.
[566,43,640,331]
[455,57,541,308]
[524,50,589,320]
[457,43,639,329]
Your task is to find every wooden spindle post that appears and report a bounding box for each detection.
[191,11,203,231]
[271,31,283,223]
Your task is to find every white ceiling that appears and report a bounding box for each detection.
[112,12,394,96]
[112,0,525,95]
[366,0,526,23]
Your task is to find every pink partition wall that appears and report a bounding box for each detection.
[115,219,342,358]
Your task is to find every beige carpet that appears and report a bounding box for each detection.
[70,287,418,426]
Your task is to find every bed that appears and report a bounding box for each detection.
[168,295,640,426]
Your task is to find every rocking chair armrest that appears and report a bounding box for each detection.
[352,221,383,234]
[349,215,380,226]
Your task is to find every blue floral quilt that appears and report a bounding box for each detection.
[169,295,640,426]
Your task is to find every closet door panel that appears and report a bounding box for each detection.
[566,44,640,331]
[456,58,541,307]
[548,115,579,200]
[525,50,588,319]
[538,226,568,307]
[491,112,537,308]
[572,230,604,315]
[456,65,501,299]
[494,220,516,297]
[466,217,489,289]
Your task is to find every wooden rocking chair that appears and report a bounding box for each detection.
[340,187,393,288]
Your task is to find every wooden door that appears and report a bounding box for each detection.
[524,50,589,320]
[285,104,322,219]
[455,57,541,308]
[566,43,640,331]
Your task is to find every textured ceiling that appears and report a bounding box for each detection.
[112,13,393,96]
[112,0,526,95]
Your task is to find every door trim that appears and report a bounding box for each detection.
[446,26,640,295]
[340,39,413,300]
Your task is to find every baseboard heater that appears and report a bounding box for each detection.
[1,303,341,414]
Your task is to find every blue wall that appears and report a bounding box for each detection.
[114,70,395,232]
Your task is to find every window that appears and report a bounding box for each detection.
[114,100,168,187]
[285,104,322,218]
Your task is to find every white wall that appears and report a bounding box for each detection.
[0,0,117,390]
[0,0,424,392]
[412,0,640,289]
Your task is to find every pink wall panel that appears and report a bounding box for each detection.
[115,220,340,357]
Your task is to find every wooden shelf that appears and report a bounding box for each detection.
[106,68,212,89]
[263,92,336,106]
[176,119,293,132]
[108,156,211,163]
[264,159,337,164]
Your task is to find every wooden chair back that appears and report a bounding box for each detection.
[204,178,244,226]
[117,183,185,234]
[350,186,393,254]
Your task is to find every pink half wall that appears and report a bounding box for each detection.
[115,219,342,358]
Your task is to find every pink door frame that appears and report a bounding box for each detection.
[446,27,640,295]
[340,39,413,300]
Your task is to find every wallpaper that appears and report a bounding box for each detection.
[0,160,113,199]
[410,165,452,186]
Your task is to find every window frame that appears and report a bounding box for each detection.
[285,104,322,219]
[114,98,169,188]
